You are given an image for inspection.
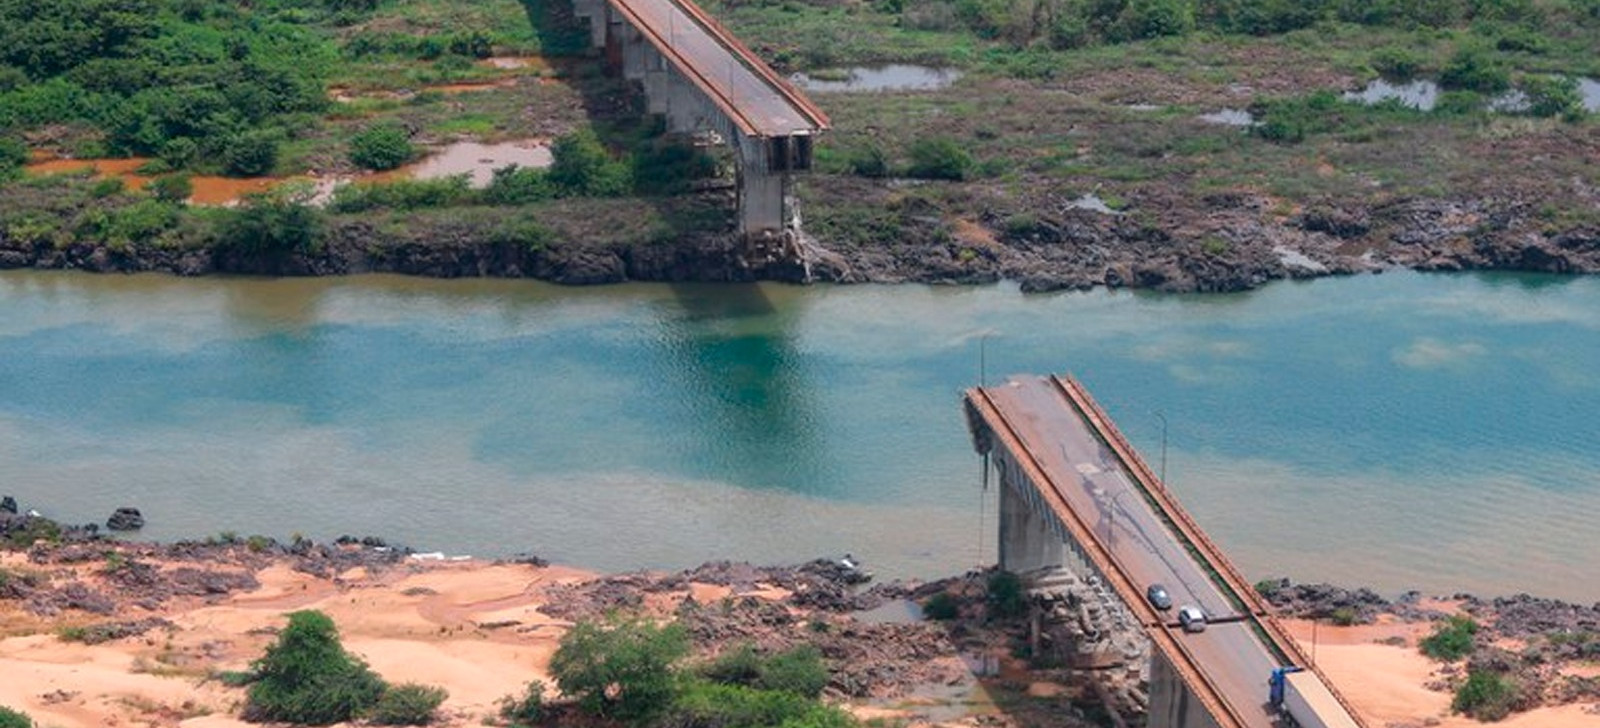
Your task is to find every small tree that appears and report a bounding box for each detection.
[243,610,387,725]
[549,615,688,723]
[349,122,416,171]
[0,705,32,728]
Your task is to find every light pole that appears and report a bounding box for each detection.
[1154,411,1169,485]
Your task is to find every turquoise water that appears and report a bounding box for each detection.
[2,270,1597,601]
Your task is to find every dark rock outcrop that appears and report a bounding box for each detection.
[106,507,145,531]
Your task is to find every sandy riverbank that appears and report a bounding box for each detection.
[1,553,600,727]
[1284,617,1599,728]
[4,545,1598,728]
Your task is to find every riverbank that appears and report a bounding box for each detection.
[3,177,1598,292]
[3,506,1599,727]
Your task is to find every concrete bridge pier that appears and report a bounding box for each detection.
[1149,650,1225,728]
[997,463,1066,574]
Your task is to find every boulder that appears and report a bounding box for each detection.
[0,495,16,514]
[106,507,144,531]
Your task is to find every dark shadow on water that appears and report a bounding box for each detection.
[1459,269,1585,292]
[652,282,834,495]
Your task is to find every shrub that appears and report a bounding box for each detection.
[1370,47,1425,79]
[328,177,471,212]
[216,194,323,258]
[349,122,416,171]
[149,174,193,204]
[243,610,386,725]
[549,129,630,197]
[702,643,763,687]
[1329,607,1360,626]
[0,137,24,179]
[221,130,282,177]
[1116,0,1196,41]
[1521,75,1584,119]
[497,681,544,727]
[105,198,180,246]
[755,645,828,698]
[986,571,1027,620]
[1434,89,1485,115]
[0,706,32,728]
[906,138,974,181]
[1253,90,1343,143]
[1440,46,1510,93]
[922,592,959,620]
[630,137,714,195]
[1452,669,1517,720]
[845,142,889,178]
[1421,615,1480,661]
[482,165,555,204]
[369,683,447,725]
[667,682,854,728]
[549,615,689,722]
[159,137,199,170]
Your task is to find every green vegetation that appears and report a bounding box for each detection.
[986,570,1028,620]
[1421,614,1481,662]
[548,614,851,728]
[243,610,387,725]
[349,122,417,171]
[0,0,1595,275]
[1452,669,1520,721]
[700,643,830,698]
[0,706,32,728]
[369,683,448,726]
[496,681,544,727]
[549,615,689,723]
[922,591,960,620]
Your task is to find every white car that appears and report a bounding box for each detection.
[1178,605,1207,633]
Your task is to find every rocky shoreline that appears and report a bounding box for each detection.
[1,188,1597,292]
[6,497,1600,725]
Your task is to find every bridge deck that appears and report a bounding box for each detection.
[608,0,828,137]
[967,374,1370,728]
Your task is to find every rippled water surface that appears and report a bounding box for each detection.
[3,271,1598,601]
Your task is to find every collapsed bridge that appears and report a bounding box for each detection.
[569,0,829,244]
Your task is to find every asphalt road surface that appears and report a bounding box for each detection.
[612,0,816,136]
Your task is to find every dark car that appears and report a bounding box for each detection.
[1146,584,1173,611]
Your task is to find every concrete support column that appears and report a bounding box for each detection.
[1146,650,1223,728]
[997,467,1065,574]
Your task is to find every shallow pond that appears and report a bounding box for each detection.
[395,140,552,188]
[1343,79,1439,111]
[1197,109,1255,126]
[790,65,960,92]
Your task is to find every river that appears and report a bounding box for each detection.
[2,270,1596,602]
